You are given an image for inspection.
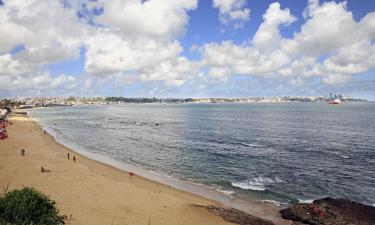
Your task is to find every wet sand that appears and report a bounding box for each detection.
[0,113,288,225]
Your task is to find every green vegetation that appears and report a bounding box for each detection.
[0,187,65,225]
[0,99,23,108]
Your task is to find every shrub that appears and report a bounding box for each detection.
[0,187,65,225]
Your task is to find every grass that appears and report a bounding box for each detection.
[0,187,66,225]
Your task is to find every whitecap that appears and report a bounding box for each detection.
[299,199,314,203]
[231,177,281,191]
[240,142,267,148]
[231,181,266,191]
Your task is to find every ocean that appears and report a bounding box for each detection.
[29,102,375,207]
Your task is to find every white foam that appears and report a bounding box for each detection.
[240,142,267,148]
[232,181,266,191]
[231,177,282,191]
[261,199,283,207]
[332,151,351,159]
[218,189,236,196]
[299,199,314,203]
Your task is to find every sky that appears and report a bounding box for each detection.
[0,0,375,99]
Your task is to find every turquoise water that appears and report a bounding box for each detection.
[29,103,375,206]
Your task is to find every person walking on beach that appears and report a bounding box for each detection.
[129,172,135,184]
[20,148,25,156]
[67,153,70,160]
[73,156,76,163]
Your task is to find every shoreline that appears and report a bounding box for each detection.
[0,112,289,225]
[28,109,287,214]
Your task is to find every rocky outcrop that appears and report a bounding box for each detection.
[279,198,375,225]
[203,205,275,225]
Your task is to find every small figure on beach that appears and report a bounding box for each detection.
[40,166,51,173]
[67,153,70,160]
[29,129,32,134]
[44,130,47,135]
[73,156,76,163]
[129,172,135,183]
[20,148,25,156]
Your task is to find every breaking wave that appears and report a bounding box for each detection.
[231,177,282,191]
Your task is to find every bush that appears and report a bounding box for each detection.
[0,187,65,225]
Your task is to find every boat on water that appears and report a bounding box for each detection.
[328,99,342,104]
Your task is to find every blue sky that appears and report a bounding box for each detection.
[1,0,375,99]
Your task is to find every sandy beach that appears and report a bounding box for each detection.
[0,112,287,225]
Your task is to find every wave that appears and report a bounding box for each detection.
[339,155,350,159]
[231,177,282,191]
[261,199,284,207]
[238,142,268,148]
[298,199,314,203]
[332,151,351,159]
[218,189,236,196]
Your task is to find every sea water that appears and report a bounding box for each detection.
[29,103,375,206]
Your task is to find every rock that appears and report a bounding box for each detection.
[204,205,275,225]
[279,198,375,225]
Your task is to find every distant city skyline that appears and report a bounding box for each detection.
[0,0,375,100]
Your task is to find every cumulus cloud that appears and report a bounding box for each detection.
[202,0,375,87]
[84,30,183,75]
[0,0,200,94]
[94,0,197,39]
[1,0,375,96]
[0,72,78,94]
[253,2,296,51]
[83,0,200,87]
[202,41,290,77]
[139,56,200,86]
[212,0,250,28]
[0,0,89,76]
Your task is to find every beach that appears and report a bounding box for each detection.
[0,112,287,225]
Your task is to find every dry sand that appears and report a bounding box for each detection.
[0,113,288,225]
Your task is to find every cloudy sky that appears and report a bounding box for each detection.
[1,0,375,99]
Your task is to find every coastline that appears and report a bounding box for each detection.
[0,112,288,225]
[28,108,287,216]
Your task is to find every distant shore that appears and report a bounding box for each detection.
[0,112,288,225]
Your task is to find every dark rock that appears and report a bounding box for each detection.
[203,205,275,225]
[279,198,375,225]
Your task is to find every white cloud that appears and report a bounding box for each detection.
[212,0,250,28]
[139,57,200,86]
[202,41,290,77]
[0,73,78,92]
[94,0,197,39]
[283,1,358,57]
[83,0,201,88]
[202,0,375,87]
[253,2,296,51]
[0,54,23,76]
[84,30,182,75]
[208,66,231,80]
[1,0,375,96]
[321,74,352,85]
[0,0,89,76]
